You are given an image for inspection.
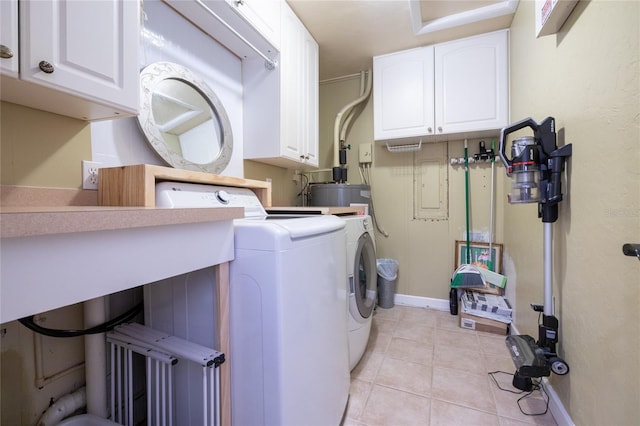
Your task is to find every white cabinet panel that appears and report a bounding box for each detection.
[0,0,19,77]
[20,0,138,113]
[303,33,319,166]
[280,4,305,162]
[435,30,509,135]
[373,46,435,140]
[0,0,139,121]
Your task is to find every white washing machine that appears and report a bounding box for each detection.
[148,182,350,426]
[343,215,377,370]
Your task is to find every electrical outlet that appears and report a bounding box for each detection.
[82,160,101,190]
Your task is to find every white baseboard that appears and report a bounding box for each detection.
[393,293,450,311]
[392,293,574,426]
[542,378,574,426]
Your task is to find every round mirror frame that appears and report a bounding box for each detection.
[138,61,233,174]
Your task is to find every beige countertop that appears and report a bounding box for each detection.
[1,204,240,324]
[1,206,244,238]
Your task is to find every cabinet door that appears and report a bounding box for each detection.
[280,4,304,163]
[302,30,319,167]
[373,46,435,141]
[434,30,509,135]
[0,0,18,77]
[19,0,138,115]
[242,3,318,169]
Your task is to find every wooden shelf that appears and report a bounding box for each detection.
[99,164,272,207]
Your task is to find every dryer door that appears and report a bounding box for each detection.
[352,232,377,319]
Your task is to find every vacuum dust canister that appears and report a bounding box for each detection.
[507,136,541,204]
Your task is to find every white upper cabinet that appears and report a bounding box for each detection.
[243,3,319,169]
[434,30,509,135]
[277,3,318,167]
[0,0,139,121]
[373,46,435,141]
[374,30,509,143]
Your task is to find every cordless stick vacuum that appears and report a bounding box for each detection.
[499,117,572,391]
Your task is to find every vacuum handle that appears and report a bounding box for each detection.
[623,243,640,261]
[499,117,539,175]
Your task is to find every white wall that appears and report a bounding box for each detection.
[508,1,639,424]
[91,0,245,178]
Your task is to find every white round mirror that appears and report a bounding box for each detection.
[138,62,233,173]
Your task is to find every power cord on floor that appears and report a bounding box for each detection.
[488,370,550,416]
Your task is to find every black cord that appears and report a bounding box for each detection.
[488,371,550,416]
[296,173,309,198]
[18,302,143,338]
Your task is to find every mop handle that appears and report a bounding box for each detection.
[464,139,471,263]
[489,139,495,270]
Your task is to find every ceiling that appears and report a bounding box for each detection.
[286,0,518,81]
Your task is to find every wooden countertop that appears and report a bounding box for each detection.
[1,206,244,238]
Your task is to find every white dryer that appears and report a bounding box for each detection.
[343,215,377,370]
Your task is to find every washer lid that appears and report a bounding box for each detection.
[234,215,345,250]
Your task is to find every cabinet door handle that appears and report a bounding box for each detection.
[0,45,14,59]
[427,127,433,133]
[438,126,443,133]
[235,0,244,5]
[39,61,55,74]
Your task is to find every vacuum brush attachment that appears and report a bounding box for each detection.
[506,335,551,381]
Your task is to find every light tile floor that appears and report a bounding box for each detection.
[344,305,558,426]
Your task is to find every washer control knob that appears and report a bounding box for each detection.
[215,190,230,204]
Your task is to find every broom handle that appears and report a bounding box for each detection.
[489,139,495,270]
[464,139,471,263]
